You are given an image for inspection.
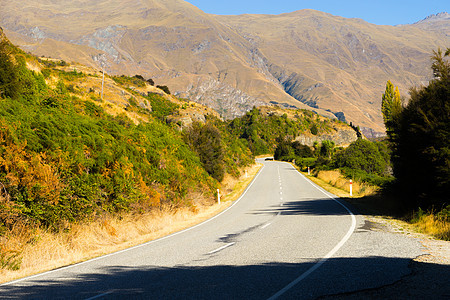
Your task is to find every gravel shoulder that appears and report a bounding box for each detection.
[320,215,450,299]
[302,171,449,299]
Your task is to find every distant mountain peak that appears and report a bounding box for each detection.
[415,12,449,24]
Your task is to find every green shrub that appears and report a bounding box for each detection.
[146,92,178,119]
[184,122,225,181]
[335,139,389,176]
[156,85,171,95]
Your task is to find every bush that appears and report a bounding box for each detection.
[184,122,225,182]
[0,41,20,99]
[156,85,171,95]
[145,92,178,119]
[335,139,389,176]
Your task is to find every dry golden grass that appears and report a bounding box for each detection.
[220,163,262,202]
[304,168,450,241]
[413,213,450,241]
[315,170,378,197]
[0,163,262,283]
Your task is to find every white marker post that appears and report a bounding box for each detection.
[217,189,221,204]
[307,167,310,176]
[349,179,353,197]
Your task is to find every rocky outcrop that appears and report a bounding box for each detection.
[181,78,265,120]
[166,110,206,129]
[295,127,358,147]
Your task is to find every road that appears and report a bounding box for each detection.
[0,159,423,299]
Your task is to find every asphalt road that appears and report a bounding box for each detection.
[0,159,423,299]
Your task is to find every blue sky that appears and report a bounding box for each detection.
[186,0,448,25]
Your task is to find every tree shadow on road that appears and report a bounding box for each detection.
[1,257,448,299]
[250,198,354,216]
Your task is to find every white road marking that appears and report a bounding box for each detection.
[85,290,114,300]
[1,164,266,287]
[261,223,271,229]
[208,242,235,254]
[267,163,357,300]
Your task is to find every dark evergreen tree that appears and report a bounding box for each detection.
[390,48,449,208]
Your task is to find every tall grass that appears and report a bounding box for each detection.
[316,170,378,197]
[0,164,261,283]
[0,201,221,283]
[410,207,450,241]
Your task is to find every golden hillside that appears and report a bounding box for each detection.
[1,0,448,135]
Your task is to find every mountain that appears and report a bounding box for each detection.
[1,0,448,135]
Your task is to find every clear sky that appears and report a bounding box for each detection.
[186,0,448,25]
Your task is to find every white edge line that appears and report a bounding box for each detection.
[261,223,271,229]
[267,163,357,300]
[1,163,266,287]
[207,242,235,255]
[85,290,114,300]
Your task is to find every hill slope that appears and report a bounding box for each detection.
[1,0,448,135]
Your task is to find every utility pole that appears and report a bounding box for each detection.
[97,54,107,101]
[101,65,104,101]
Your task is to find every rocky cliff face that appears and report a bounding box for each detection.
[295,127,358,147]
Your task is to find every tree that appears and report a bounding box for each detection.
[390,48,449,209]
[274,136,293,161]
[184,122,225,182]
[381,80,402,138]
[133,74,145,81]
[319,140,335,159]
[0,40,19,99]
[156,85,171,95]
[335,139,388,175]
[291,141,313,158]
[431,47,450,80]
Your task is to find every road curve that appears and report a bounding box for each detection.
[0,159,422,299]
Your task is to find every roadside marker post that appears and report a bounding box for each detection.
[349,180,353,197]
[307,167,310,176]
[217,189,221,204]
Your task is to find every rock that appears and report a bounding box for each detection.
[295,127,358,147]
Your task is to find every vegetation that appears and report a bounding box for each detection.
[411,206,450,240]
[156,85,171,95]
[384,48,449,210]
[228,107,338,156]
[381,80,402,140]
[112,75,146,88]
[184,122,225,181]
[334,139,391,186]
[0,34,262,270]
[2,26,448,276]
[0,38,220,238]
[145,92,179,119]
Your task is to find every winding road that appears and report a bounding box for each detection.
[0,159,423,299]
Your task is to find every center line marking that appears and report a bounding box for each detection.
[268,162,357,300]
[208,242,235,254]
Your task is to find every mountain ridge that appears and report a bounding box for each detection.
[1,0,448,135]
